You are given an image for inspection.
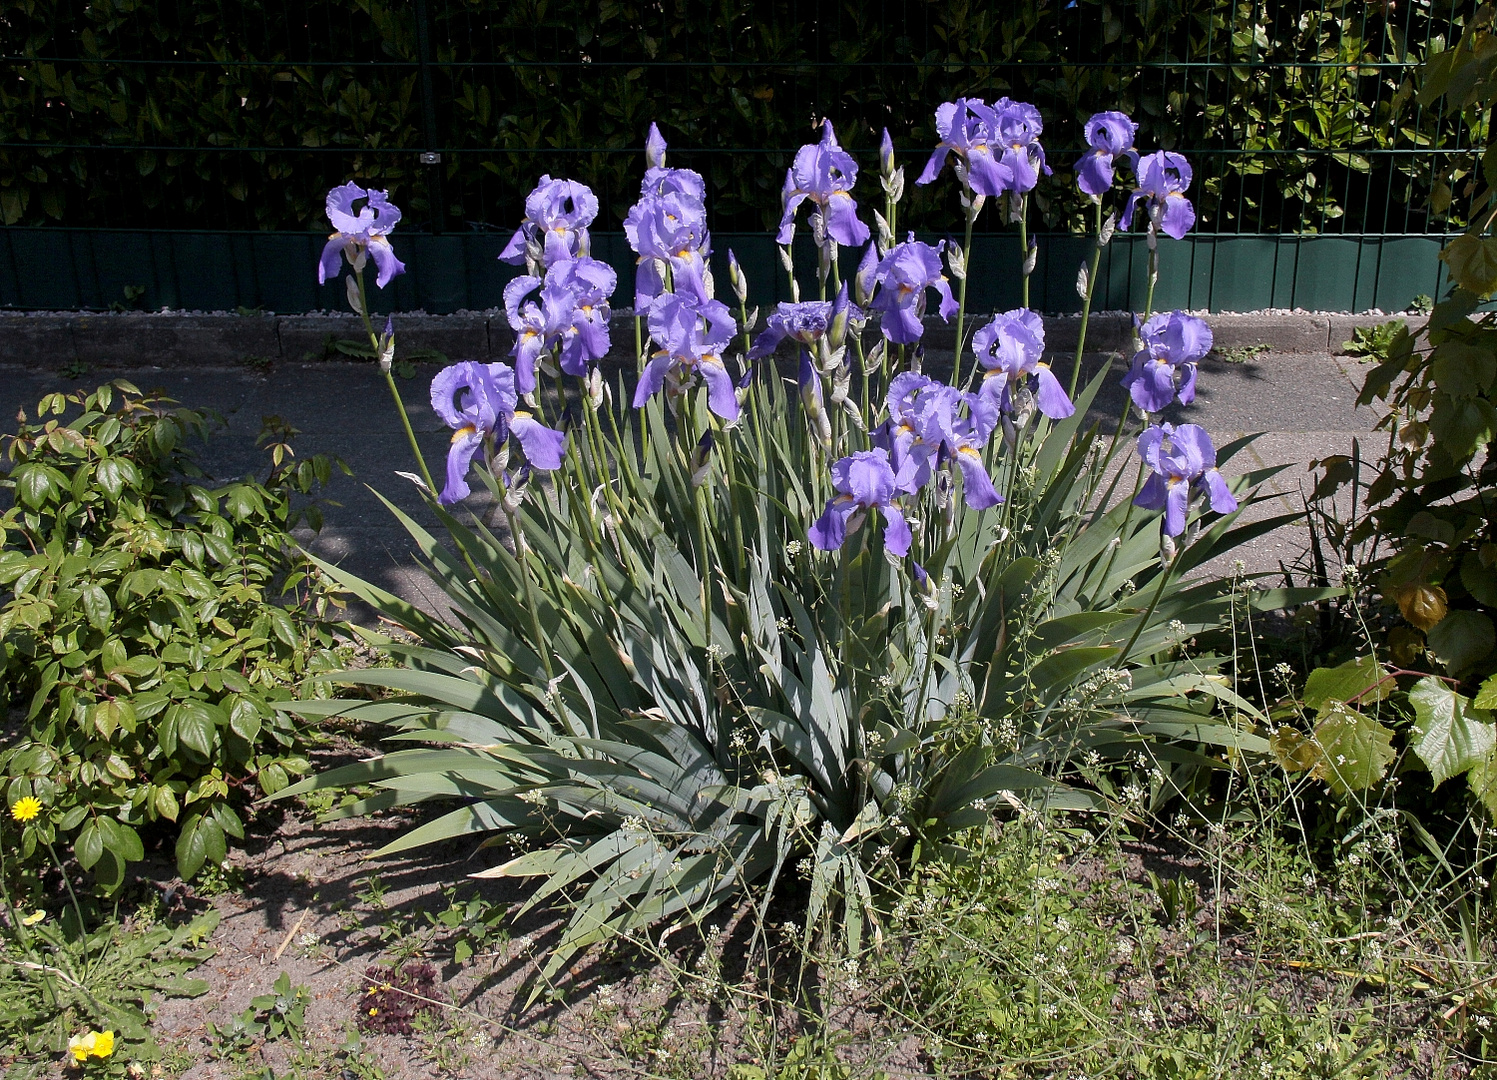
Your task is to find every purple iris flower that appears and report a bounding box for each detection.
[503,275,572,395]
[972,309,1074,420]
[911,383,1004,509]
[499,176,599,269]
[624,126,710,314]
[808,448,913,557]
[1133,423,1238,537]
[545,256,618,377]
[872,374,1002,508]
[869,237,958,345]
[430,361,567,506]
[1120,311,1214,413]
[874,371,942,492]
[915,98,1015,197]
[880,128,896,178]
[747,285,850,359]
[1121,151,1196,240]
[1077,111,1138,197]
[776,119,870,248]
[634,290,741,421]
[319,182,406,289]
[988,97,1050,195]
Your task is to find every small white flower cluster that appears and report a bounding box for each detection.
[518,788,548,805]
[786,539,804,556]
[706,643,726,663]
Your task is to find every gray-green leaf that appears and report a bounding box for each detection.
[1410,676,1496,787]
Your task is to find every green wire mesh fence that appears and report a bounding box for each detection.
[0,0,1482,312]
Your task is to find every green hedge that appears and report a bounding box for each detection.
[0,0,1473,235]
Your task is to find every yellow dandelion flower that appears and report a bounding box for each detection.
[9,797,41,823]
[21,910,45,926]
[368,1007,378,1016]
[66,1029,115,1061]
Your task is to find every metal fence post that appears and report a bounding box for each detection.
[413,0,446,234]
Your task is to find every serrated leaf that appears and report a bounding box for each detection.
[1476,673,1497,711]
[1311,704,1396,794]
[1410,676,1496,787]
[1427,610,1496,676]
[1302,655,1389,710]
[1441,233,1497,297]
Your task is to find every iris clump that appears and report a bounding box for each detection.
[291,96,1272,995]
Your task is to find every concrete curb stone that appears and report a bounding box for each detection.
[0,315,77,365]
[71,314,280,366]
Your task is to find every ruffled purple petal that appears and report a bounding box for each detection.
[318,237,345,285]
[439,428,484,506]
[1032,365,1075,419]
[1128,358,1179,413]
[503,276,542,327]
[368,238,405,289]
[509,414,567,471]
[1202,469,1238,515]
[325,182,369,236]
[698,355,741,422]
[881,301,924,345]
[966,150,1014,197]
[632,352,672,408]
[916,147,951,187]
[1134,472,1169,512]
[823,192,870,248]
[953,447,1003,510]
[880,505,913,557]
[430,363,475,428]
[775,191,809,245]
[809,498,854,551]
[933,276,959,322]
[1076,151,1114,197]
[1176,362,1199,406]
[1163,480,1190,537]
[498,227,529,265]
[1160,195,1196,240]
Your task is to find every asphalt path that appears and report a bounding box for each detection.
[0,346,1381,621]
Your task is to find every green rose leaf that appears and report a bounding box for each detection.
[176,811,227,880]
[1311,704,1397,794]
[1410,676,1496,787]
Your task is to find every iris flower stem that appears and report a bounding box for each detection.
[497,475,555,687]
[1092,459,1146,600]
[1069,199,1106,399]
[916,593,940,735]
[1018,196,1031,311]
[951,184,977,388]
[694,477,713,661]
[353,270,436,495]
[1118,546,1177,666]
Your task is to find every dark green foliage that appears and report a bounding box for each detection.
[0,0,1470,234]
[0,381,345,889]
[1334,7,1497,688]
